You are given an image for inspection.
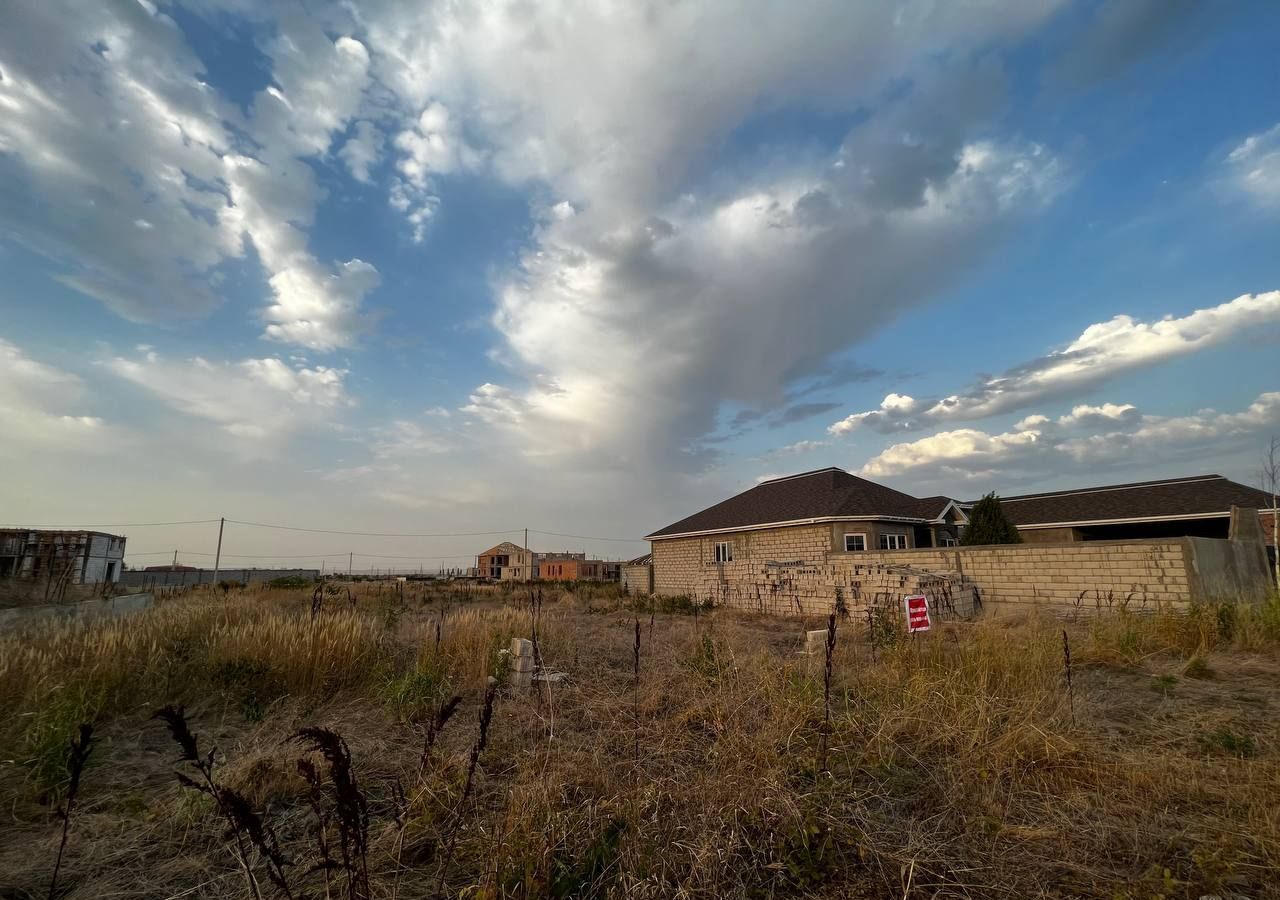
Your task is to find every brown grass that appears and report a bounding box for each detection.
[0,581,1278,899]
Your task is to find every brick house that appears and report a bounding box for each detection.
[539,555,620,582]
[999,475,1278,547]
[475,542,537,580]
[645,468,969,597]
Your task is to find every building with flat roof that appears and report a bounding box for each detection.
[0,529,126,585]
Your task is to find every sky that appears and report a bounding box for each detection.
[1,0,1278,571]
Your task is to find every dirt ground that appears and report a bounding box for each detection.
[2,587,1278,899]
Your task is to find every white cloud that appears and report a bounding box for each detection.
[858,392,1280,481]
[1056,402,1138,428]
[457,136,1059,473]
[0,1,378,349]
[0,338,121,455]
[367,420,453,458]
[1225,123,1280,209]
[860,428,1042,479]
[831,290,1280,434]
[105,351,352,445]
[341,120,384,183]
[830,393,920,435]
[341,1,1069,471]
[369,1,1062,217]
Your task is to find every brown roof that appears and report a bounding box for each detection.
[647,468,956,539]
[998,474,1276,527]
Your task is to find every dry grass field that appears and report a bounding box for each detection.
[2,580,1279,899]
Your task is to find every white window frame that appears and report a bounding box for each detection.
[941,535,958,547]
[713,541,733,563]
[843,532,868,552]
[878,532,908,551]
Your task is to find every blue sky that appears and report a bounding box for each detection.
[1,0,1278,569]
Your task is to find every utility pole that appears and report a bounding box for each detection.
[349,551,353,578]
[212,517,224,586]
[524,527,529,580]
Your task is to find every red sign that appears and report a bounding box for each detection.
[904,594,931,633]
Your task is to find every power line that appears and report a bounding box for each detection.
[224,519,523,538]
[530,528,644,543]
[0,519,221,529]
[11,516,646,547]
[127,549,478,561]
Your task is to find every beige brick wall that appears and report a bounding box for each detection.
[621,563,653,595]
[652,525,1232,616]
[652,524,833,598]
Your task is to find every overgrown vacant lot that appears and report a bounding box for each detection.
[2,582,1279,899]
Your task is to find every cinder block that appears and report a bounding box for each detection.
[510,638,534,658]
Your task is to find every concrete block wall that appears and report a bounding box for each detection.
[652,525,834,598]
[708,560,976,622]
[854,542,1195,611]
[621,563,653,595]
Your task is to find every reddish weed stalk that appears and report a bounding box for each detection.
[291,727,369,900]
[47,723,93,900]
[435,679,498,898]
[154,705,295,899]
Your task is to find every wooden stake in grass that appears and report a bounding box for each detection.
[1062,629,1076,728]
[633,616,643,764]
[865,606,876,662]
[819,613,837,775]
[48,723,93,900]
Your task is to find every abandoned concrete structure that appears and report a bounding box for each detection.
[0,529,126,585]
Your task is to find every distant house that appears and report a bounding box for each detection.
[998,475,1278,545]
[476,542,537,580]
[621,553,654,595]
[540,555,619,582]
[645,468,970,597]
[0,529,126,584]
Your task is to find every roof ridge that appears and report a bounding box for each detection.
[754,467,846,486]
[1001,474,1223,503]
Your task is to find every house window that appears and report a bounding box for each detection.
[843,533,867,552]
[713,541,733,563]
[941,535,958,547]
[878,533,907,550]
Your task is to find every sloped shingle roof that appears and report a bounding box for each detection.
[998,474,1276,527]
[647,468,954,539]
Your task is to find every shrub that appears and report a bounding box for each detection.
[960,493,1023,545]
[268,575,315,589]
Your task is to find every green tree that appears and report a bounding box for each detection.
[960,493,1023,546]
